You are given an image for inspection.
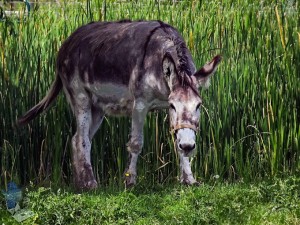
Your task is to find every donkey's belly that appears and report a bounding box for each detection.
[89,83,134,116]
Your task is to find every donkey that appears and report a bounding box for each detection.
[18,20,221,190]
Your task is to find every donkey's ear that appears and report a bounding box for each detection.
[193,55,222,88]
[163,52,178,91]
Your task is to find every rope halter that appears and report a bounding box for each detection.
[170,124,198,134]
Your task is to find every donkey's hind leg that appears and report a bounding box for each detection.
[71,95,97,190]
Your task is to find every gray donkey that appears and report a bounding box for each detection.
[18,20,221,190]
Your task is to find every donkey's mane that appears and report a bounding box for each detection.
[172,38,200,96]
[141,20,174,65]
[173,38,192,77]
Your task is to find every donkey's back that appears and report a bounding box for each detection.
[58,20,183,86]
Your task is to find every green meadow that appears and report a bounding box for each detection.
[0,0,299,223]
[1,177,300,224]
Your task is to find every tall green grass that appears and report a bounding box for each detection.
[0,0,299,187]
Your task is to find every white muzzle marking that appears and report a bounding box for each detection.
[175,128,196,156]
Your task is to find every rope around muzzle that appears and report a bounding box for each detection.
[170,124,198,134]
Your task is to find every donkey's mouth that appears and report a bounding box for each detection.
[179,143,195,152]
[178,143,196,157]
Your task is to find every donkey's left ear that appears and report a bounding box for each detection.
[163,52,178,91]
[193,55,222,88]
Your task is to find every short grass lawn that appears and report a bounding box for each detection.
[1,177,299,224]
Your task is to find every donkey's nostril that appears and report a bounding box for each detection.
[179,143,195,152]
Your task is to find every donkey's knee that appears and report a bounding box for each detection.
[127,135,143,154]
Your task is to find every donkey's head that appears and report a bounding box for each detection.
[163,53,222,156]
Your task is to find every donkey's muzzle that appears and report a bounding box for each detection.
[173,126,197,156]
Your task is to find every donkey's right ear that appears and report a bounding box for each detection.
[162,52,178,91]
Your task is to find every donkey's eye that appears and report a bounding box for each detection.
[196,103,201,111]
[166,67,171,77]
[170,104,176,111]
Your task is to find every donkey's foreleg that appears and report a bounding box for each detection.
[178,152,199,185]
[72,108,97,191]
[124,99,148,188]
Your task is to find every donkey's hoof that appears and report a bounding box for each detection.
[75,179,98,191]
[191,181,201,186]
[86,179,98,189]
[124,172,136,189]
[181,178,201,186]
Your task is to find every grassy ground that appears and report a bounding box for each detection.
[1,177,299,224]
[0,1,299,224]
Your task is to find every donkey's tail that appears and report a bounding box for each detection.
[17,76,63,126]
